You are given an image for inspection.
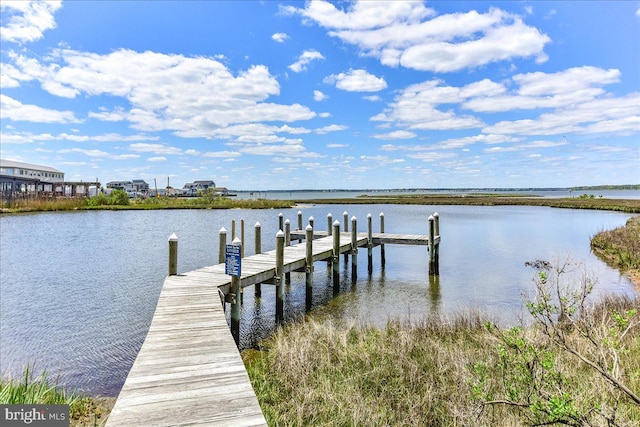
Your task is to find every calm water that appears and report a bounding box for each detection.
[0,205,636,396]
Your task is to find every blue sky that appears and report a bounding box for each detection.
[1,1,639,190]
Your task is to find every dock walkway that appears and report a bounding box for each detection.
[107,222,439,426]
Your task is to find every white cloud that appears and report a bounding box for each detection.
[360,155,405,164]
[636,7,640,17]
[327,143,348,148]
[60,148,140,160]
[464,67,621,112]
[483,92,640,136]
[8,48,317,137]
[88,107,128,122]
[129,143,183,155]
[272,32,289,43]
[0,94,81,123]
[286,1,550,72]
[363,95,381,102]
[372,130,417,140]
[314,124,348,134]
[371,80,483,130]
[324,69,387,92]
[314,90,329,101]
[0,0,62,43]
[148,156,167,162]
[288,49,325,72]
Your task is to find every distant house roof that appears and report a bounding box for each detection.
[0,159,63,174]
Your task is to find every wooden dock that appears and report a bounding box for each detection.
[106,212,440,426]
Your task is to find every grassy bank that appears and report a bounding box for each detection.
[0,366,113,426]
[296,194,640,213]
[245,289,640,426]
[591,216,640,285]
[0,192,294,214]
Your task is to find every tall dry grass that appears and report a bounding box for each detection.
[245,296,640,426]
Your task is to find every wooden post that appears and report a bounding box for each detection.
[367,213,373,274]
[285,219,291,285]
[343,211,349,263]
[241,219,245,258]
[332,220,340,290]
[351,216,357,282]
[231,219,236,240]
[433,212,440,274]
[278,212,284,232]
[305,224,313,309]
[297,210,303,243]
[275,230,285,322]
[428,215,436,275]
[309,216,314,230]
[254,222,262,297]
[230,237,242,345]
[327,213,333,236]
[168,233,178,276]
[218,227,227,264]
[380,212,386,269]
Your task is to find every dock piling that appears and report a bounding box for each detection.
[278,213,284,232]
[380,212,386,269]
[433,212,440,274]
[254,222,262,297]
[305,224,313,309]
[367,214,373,274]
[351,216,358,281]
[275,230,285,321]
[230,237,242,345]
[343,211,349,263]
[297,210,303,243]
[168,233,178,276]
[332,220,341,290]
[285,220,291,285]
[428,215,438,275]
[218,227,227,264]
[309,216,314,230]
[327,213,333,236]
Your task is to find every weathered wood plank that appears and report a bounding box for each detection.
[108,230,436,426]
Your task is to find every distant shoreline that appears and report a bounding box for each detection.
[2,194,640,214]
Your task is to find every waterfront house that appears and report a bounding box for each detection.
[0,159,99,199]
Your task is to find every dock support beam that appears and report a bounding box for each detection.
[230,237,242,345]
[332,220,340,290]
[168,233,178,276]
[254,222,261,297]
[351,216,358,282]
[367,214,373,275]
[275,230,285,322]
[305,224,313,309]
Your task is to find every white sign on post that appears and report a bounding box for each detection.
[225,243,241,276]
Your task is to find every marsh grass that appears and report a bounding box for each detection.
[245,297,640,426]
[298,195,640,213]
[591,216,640,273]
[1,365,88,418]
[1,195,293,213]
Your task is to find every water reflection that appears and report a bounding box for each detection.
[0,205,635,396]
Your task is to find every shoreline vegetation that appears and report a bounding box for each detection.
[2,193,638,425]
[2,189,640,214]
